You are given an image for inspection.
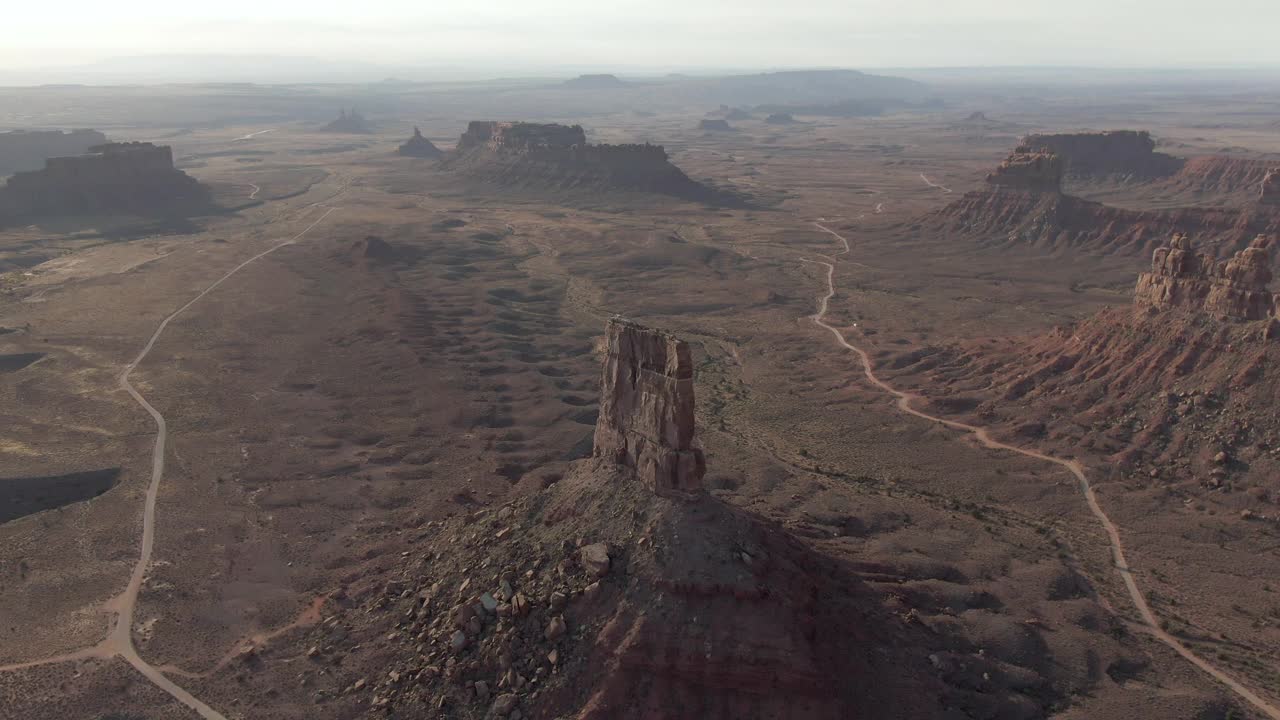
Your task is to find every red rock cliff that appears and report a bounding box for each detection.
[593,318,705,497]
[1134,234,1275,320]
[984,145,1064,193]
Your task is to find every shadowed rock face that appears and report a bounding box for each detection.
[1134,234,1274,320]
[1263,169,1280,205]
[593,318,705,497]
[397,127,443,158]
[984,145,1064,192]
[1021,130,1183,179]
[0,128,107,175]
[0,141,208,220]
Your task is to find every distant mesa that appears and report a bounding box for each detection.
[562,73,628,89]
[707,105,750,120]
[1135,234,1275,321]
[443,120,731,203]
[698,118,735,132]
[398,127,443,158]
[764,112,797,125]
[321,108,372,134]
[0,142,209,222]
[1023,130,1182,180]
[0,128,107,175]
[754,98,886,118]
[965,111,991,122]
[923,134,1280,257]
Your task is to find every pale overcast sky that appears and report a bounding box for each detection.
[4,0,1279,70]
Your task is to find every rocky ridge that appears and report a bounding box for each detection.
[886,235,1280,508]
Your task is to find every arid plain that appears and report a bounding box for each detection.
[2,77,1280,718]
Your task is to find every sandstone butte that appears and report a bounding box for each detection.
[397,127,443,158]
[983,144,1064,193]
[1134,233,1275,321]
[592,318,706,497]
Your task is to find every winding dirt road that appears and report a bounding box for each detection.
[1,202,340,719]
[806,221,1280,720]
[919,173,953,193]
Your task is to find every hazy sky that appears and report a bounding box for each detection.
[5,0,1280,71]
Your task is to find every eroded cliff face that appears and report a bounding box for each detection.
[984,145,1064,193]
[593,318,705,497]
[1134,234,1274,321]
[0,142,208,220]
[1262,169,1280,206]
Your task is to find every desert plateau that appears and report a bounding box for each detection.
[3,13,1280,720]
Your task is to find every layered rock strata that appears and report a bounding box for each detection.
[1134,234,1274,320]
[984,145,1064,192]
[593,318,705,497]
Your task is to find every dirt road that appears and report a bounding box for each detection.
[0,202,340,720]
[807,221,1280,720]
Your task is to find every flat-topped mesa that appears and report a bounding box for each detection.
[593,318,705,498]
[1262,168,1280,205]
[398,127,443,158]
[0,141,208,219]
[984,145,1064,193]
[456,121,587,153]
[1021,130,1181,179]
[1134,234,1275,320]
[0,128,108,175]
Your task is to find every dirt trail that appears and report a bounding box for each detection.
[0,201,341,720]
[919,173,953,193]
[806,221,1280,720]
